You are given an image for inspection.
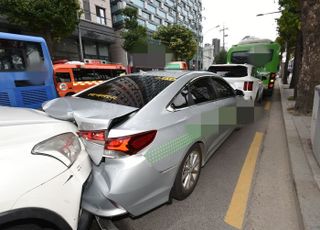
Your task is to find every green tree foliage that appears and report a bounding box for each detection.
[121,7,147,53]
[153,24,197,61]
[214,50,227,64]
[0,0,80,53]
[277,0,300,84]
[277,0,300,48]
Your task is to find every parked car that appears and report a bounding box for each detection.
[208,64,264,103]
[0,107,91,230]
[43,71,244,218]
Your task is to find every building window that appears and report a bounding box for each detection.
[157,9,166,18]
[83,40,110,61]
[167,14,174,23]
[146,22,157,31]
[146,4,156,14]
[142,11,151,20]
[132,0,144,8]
[83,0,91,20]
[154,0,160,7]
[113,14,124,23]
[166,0,174,7]
[153,16,161,24]
[138,18,145,26]
[96,6,106,25]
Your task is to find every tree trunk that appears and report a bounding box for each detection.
[290,30,303,99]
[282,43,290,84]
[43,31,55,60]
[295,0,320,114]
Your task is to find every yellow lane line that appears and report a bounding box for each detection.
[264,101,271,111]
[224,132,264,229]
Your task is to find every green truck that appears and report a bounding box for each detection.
[227,38,281,96]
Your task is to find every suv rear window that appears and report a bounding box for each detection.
[208,66,248,77]
[77,75,175,108]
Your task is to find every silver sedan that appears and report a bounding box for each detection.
[43,71,244,218]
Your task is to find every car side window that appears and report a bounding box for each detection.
[55,72,71,83]
[171,86,189,109]
[189,77,215,104]
[211,78,235,99]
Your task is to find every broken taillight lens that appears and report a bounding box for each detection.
[78,130,105,145]
[105,130,157,155]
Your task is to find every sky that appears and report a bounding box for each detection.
[201,0,280,49]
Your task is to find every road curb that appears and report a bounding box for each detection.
[279,80,320,230]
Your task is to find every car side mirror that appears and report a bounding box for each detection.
[235,89,244,96]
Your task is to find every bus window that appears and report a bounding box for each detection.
[0,32,56,108]
[231,49,274,67]
[94,69,113,80]
[0,39,44,71]
[73,69,116,81]
[231,51,249,64]
[112,69,126,77]
[56,72,71,83]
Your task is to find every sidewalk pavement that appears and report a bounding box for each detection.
[279,80,320,230]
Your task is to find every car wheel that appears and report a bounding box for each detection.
[171,144,202,201]
[1,221,59,230]
[255,92,263,105]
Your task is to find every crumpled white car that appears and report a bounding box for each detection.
[208,64,264,103]
[0,107,91,230]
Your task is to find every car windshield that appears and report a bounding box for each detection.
[77,74,175,108]
[208,66,248,78]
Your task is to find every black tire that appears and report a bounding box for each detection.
[1,221,58,230]
[65,92,75,96]
[255,92,263,105]
[171,144,202,201]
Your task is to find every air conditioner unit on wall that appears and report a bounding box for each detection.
[138,8,142,16]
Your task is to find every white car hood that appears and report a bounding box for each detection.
[0,106,60,127]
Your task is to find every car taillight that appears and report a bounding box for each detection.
[78,130,105,145]
[243,81,253,91]
[268,73,276,89]
[105,130,157,155]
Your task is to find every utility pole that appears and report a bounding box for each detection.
[77,11,84,61]
[220,25,228,50]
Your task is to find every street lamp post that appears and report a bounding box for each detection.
[256,10,282,17]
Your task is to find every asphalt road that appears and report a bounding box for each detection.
[91,85,299,230]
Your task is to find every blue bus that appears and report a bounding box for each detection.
[0,32,57,108]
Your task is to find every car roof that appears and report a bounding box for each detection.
[127,70,214,79]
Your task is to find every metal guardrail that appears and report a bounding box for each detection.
[311,85,320,165]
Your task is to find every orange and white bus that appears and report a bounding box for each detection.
[53,59,126,97]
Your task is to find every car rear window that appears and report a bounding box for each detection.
[208,66,248,77]
[77,75,175,108]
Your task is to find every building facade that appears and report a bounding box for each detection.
[212,38,221,56]
[0,0,117,62]
[110,0,203,70]
[56,0,117,61]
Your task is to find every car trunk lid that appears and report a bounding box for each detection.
[43,97,138,164]
[43,97,138,130]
